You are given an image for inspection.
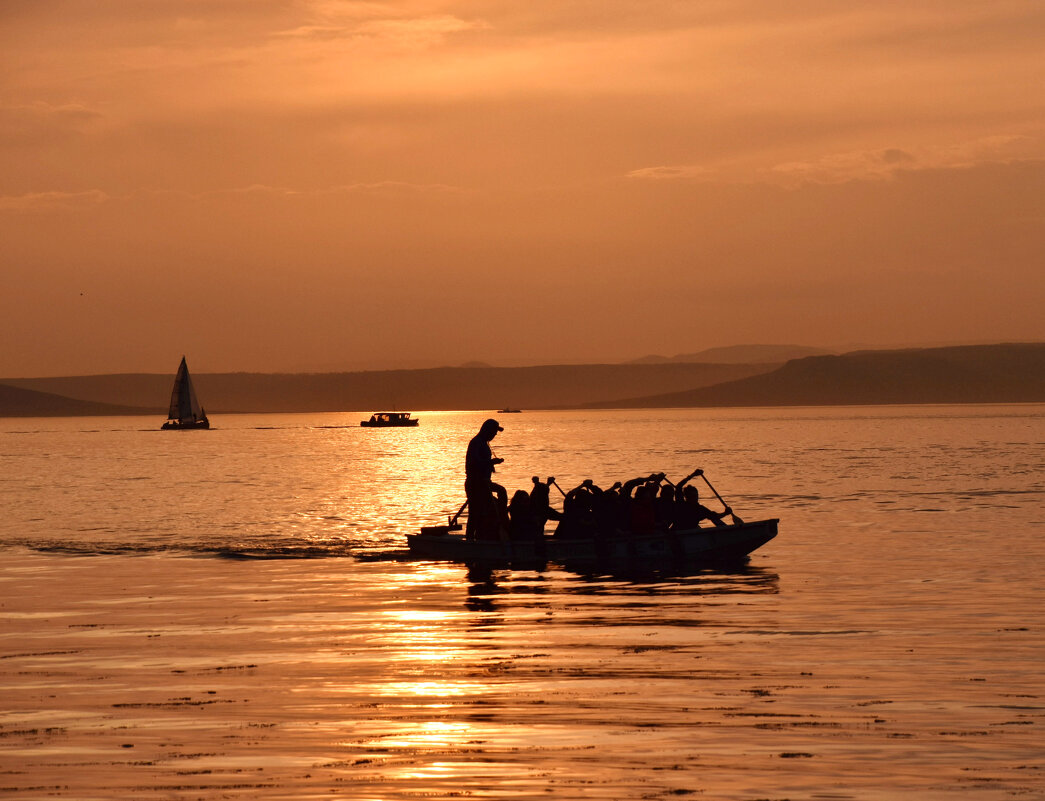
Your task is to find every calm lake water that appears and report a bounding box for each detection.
[1,406,1043,799]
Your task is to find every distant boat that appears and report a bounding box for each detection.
[161,357,210,430]
[360,412,419,427]
[498,408,522,413]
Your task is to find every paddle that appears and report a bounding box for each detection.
[448,500,468,528]
[421,500,467,536]
[697,470,745,525]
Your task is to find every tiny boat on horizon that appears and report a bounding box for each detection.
[361,412,419,427]
[161,357,210,430]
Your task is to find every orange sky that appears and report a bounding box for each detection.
[2,1,1043,376]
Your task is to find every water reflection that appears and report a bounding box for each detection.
[459,563,779,616]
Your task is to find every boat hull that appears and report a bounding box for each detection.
[161,419,210,430]
[407,519,778,566]
[360,419,419,427]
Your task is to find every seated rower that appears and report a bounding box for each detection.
[508,489,543,542]
[655,482,677,530]
[674,485,731,529]
[619,473,664,536]
[530,476,562,531]
[554,479,598,539]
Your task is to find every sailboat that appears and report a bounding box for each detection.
[161,357,210,430]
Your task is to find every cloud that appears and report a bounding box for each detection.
[626,165,713,181]
[770,149,919,185]
[0,182,468,211]
[205,181,468,198]
[769,135,1040,186]
[0,102,104,145]
[627,134,1043,188]
[0,190,111,212]
[274,1,487,47]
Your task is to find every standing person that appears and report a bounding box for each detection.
[465,418,504,540]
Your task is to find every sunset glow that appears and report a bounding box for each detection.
[2,1,1042,375]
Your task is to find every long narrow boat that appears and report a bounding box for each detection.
[160,356,210,430]
[407,518,777,565]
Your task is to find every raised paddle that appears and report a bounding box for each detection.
[678,468,702,486]
[698,470,745,525]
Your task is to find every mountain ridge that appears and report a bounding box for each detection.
[581,343,1045,408]
[2,362,772,416]
[626,344,833,365]
[3,343,1042,416]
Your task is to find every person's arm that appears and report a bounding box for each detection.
[675,468,704,492]
[621,476,645,498]
[699,504,732,527]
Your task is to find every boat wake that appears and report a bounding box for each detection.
[21,539,410,562]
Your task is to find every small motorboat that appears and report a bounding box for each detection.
[160,357,210,430]
[361,412,419,427]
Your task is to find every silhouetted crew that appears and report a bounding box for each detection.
[465,418,505,540]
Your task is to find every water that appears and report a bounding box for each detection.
[1,406,1043,799]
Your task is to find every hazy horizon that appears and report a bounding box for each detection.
[4,338,1043,380]
[3,2,1043,376]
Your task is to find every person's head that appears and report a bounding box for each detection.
[659,485,673,499]
[479,418,503,440]
[684,486,699,501]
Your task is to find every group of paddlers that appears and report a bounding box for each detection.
[463,419,733,543]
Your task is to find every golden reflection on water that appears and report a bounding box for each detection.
[1,409,1044,799]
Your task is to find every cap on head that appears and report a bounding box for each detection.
[481,418,503,433]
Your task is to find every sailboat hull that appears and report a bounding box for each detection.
[161,418,210,430]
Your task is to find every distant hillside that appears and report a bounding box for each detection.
[0,383,150,417]
[3,362,772,415]
[628,344,833,365]
[585,343,1045,408]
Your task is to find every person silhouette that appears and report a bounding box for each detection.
[465,418,505,540]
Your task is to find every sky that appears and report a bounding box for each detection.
[2,0,1043,376]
